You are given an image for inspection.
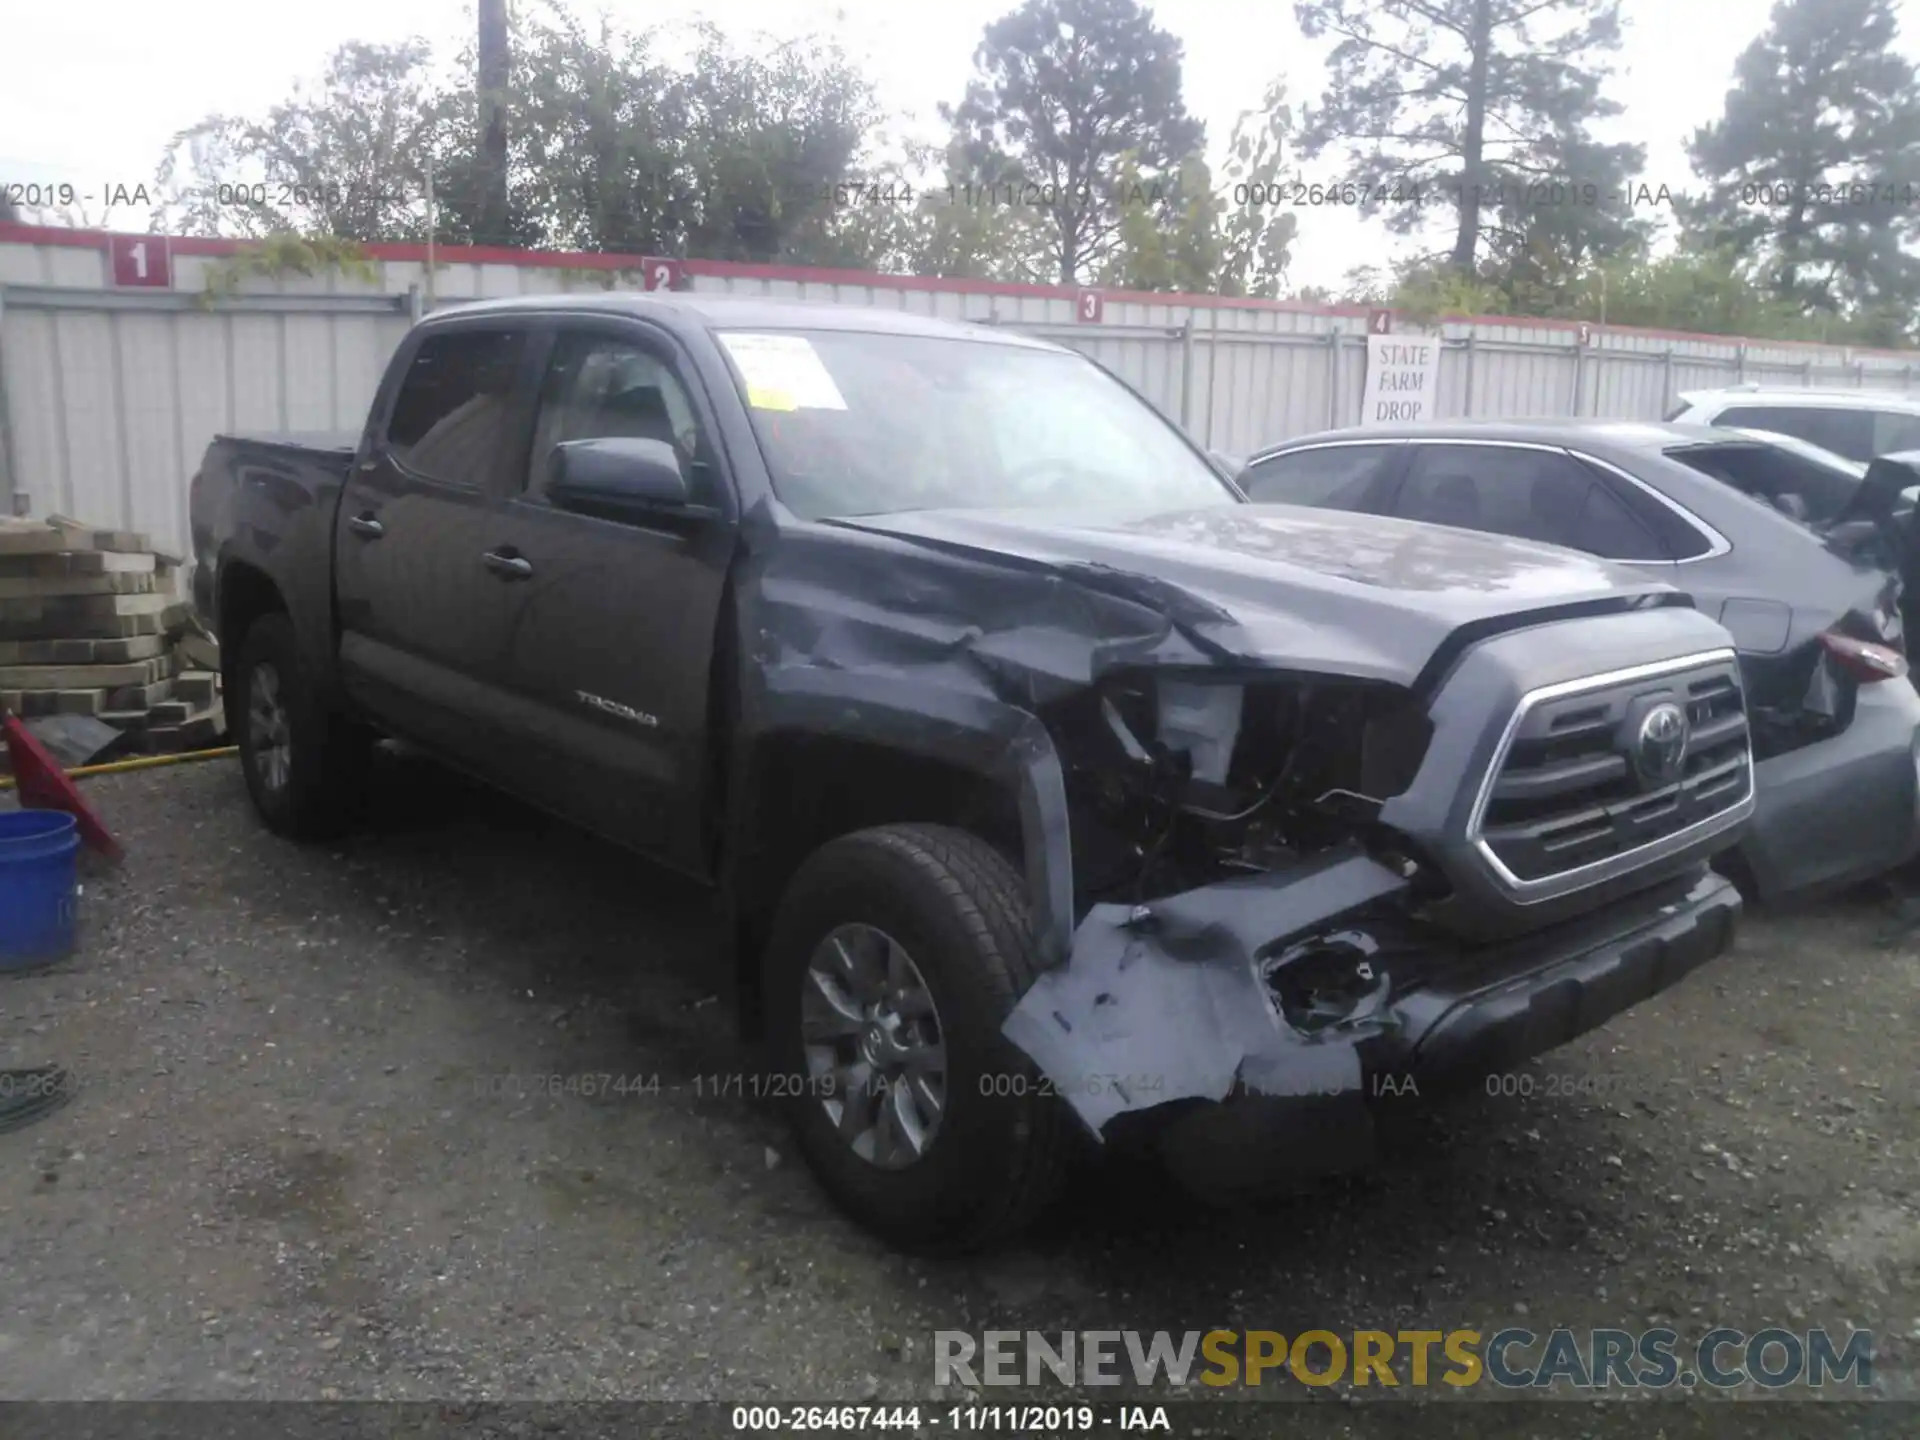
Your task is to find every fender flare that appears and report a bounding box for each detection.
[726,666,1076,968]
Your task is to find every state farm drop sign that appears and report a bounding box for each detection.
[1360,333,1440,425]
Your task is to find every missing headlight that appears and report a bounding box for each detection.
[1052,671,1439,908]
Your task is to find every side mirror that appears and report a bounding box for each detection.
[547,437,691,519]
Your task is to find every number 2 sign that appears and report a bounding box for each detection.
[641,256,684,291]
[109,234,172,288]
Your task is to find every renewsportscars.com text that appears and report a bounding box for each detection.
[934,1327,1874,1391]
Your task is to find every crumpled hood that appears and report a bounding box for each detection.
[829,503,1682,687]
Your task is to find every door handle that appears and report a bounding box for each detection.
[483,548,533,580]
[347,513,385,539]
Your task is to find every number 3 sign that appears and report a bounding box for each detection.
[109,234,172,288]
[641,256,684,291]
[1075,290,1104,324]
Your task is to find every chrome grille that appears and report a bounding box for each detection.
[1473,653,1752,888]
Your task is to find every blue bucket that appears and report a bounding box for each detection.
[0,809,80,969]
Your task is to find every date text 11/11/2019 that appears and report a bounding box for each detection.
[729,1404,1173,1431]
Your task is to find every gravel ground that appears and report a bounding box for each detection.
[0,751,1916,1434]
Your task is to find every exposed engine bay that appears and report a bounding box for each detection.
[1048,671,1438,911]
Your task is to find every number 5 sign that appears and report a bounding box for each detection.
[641,256,683,291]
[109,234,172,288]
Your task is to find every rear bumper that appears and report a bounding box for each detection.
[1003,857,1740,1194]
[1738,678,1920,902]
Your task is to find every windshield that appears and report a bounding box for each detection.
[715,328,1238,519]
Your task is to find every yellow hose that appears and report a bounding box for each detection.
[0,745,237,790]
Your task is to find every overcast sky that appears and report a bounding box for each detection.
[1,0,1901,288]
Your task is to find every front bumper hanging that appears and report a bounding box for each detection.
[1001,849,1740,1188]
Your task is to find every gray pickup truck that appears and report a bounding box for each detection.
[190,293,1754,1249]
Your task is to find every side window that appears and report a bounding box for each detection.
[1241,445,1395,511]
[1572,454,1717,560]
[1575,482,1668,560]
[1667,443,1857,527]
[1715,405,1873,462]
[1397,445,1595,547]
[527,331,708,501]
[1871,410,1920,455]
[385,328,528,487]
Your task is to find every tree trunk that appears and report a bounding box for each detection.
[476,0,511,246]
[1451,0,1493,273]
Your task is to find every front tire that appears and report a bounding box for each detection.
[765,823,1073,1251]
[232,612,369,839]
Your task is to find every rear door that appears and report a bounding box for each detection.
[478,317,738,871]
[334,321,535,771]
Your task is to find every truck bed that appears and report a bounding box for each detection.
[188,431,362,663]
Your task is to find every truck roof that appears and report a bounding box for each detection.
[427,290,1065,351]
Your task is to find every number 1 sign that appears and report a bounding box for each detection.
[109,235,172,288]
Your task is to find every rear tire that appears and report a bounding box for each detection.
[765,823,1073,1251]
[232,612,369,840]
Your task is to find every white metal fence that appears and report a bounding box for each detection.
[4,227,1917,559]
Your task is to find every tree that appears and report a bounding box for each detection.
[473,0,512,245]
[1294,0,1633,274]
[1215,78,1301,298]
[1685,0,1920,321]
[1585,245,1827,338]
[675,24,881,263]
[1099,152,1221,291]
[149,16,883,265]
[1330,241,1918,344]
[152,40,444,240]
[1476,128,1648,311]
[946,0,1205,284]
[504,11,693,253]
[819,139,1057,281]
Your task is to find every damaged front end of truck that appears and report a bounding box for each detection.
[1004,642,1749,1193]
[740,504,1756,1187]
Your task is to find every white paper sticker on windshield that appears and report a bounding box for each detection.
[718,332,848,412]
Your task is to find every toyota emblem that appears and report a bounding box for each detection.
[1635,701,1690,787]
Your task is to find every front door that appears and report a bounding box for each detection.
[479,319,737,871]
[334,322,535,772]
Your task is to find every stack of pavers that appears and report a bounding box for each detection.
[0,516,223,754]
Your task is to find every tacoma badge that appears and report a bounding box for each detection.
[576,691,659,727]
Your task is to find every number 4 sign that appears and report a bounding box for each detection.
[109,234,171,288]
[641,257,684,291]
